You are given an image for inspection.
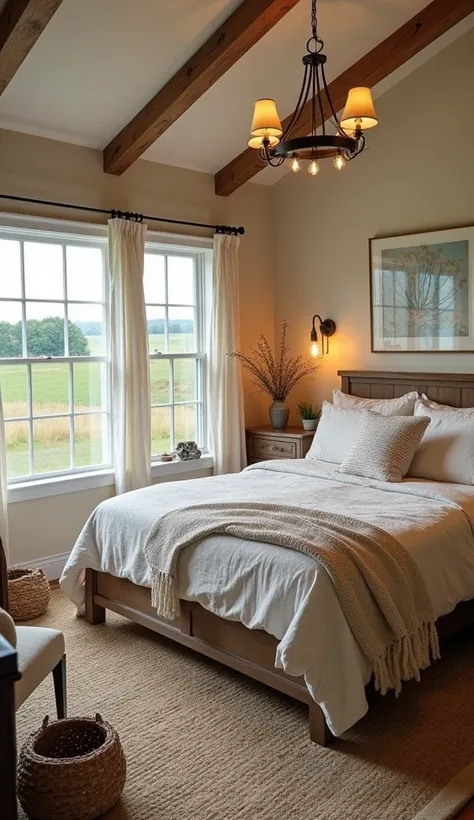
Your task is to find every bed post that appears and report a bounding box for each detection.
[85,569,106,624]
[308,700,330,746]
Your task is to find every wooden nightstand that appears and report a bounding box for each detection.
[246,426,315,465]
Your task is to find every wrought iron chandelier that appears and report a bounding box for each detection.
[248,0,378,175]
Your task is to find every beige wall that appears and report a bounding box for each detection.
[272,27,474,422]
[0,133,274,565]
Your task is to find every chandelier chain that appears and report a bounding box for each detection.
[311,0,318,38]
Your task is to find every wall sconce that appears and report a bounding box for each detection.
[309,314,336,359]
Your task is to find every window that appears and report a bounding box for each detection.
[0,228,110,482]
[144,245,207,458]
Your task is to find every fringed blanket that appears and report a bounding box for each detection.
[144,502,440,696]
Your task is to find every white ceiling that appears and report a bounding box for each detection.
[0,0,472,185]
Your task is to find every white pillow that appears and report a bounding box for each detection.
[306,402,364,464]
[409,404,474,484]
[338,412,430,482]
[416,394,474,415]
[333,389,417,416]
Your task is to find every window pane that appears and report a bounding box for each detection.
[168,256,195,305]
[0,239,21,298]
[26,302,65,356]
[73,361,102,411]
[147,305,166,353]
[168,307,195,352]
[24,242,63,300]
[174,404,197,447]
[74,413,105,467]
[66,245,103,301]
[33,417,70,474]
[150,359,170,405]
[174,358,196,402]
[68,303,104,355]
[0,301,22,358]
[0,364,28,418]
[151,406,171,454]
[5,420,30,477]
[144,254,165,303]
[32,363,69,417]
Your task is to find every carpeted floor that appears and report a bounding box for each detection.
[15,591,474,820]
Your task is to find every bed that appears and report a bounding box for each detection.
[61,371,474,746]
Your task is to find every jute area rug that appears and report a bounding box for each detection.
[16,591,474,820]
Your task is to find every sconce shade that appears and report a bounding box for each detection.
[250,99,283,138]
[341,87,378,131]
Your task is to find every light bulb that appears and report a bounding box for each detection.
[308,159,320,176]
[289,156,301,173]
[309,340,320,359]
[334,153,346,171]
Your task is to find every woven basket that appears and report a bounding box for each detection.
[7,566,51,621]
[18,714,126,820]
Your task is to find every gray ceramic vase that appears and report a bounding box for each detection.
[269,401,289,430]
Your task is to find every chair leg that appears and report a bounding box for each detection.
[52,654,67,719]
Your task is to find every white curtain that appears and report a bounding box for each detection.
[108,218,151,494]
[209,233,246,475]
[0,387,8,560]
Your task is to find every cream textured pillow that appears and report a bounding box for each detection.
[305,402,365,464]
[409,404,474,484]
[416,394,474,415]
[0,606,17,648]
[333,389,417,416]
[338,411,430,482]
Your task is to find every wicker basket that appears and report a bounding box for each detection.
[18,714,126,820]
[7,566,51,621]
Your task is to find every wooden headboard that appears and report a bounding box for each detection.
[338,371,474,409]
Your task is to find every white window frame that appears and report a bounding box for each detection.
[0,216,112,485]
[144,235,212,459]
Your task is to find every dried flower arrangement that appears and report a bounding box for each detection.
[229,322,318,429]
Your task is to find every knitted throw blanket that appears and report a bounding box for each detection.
[144,502,440,696]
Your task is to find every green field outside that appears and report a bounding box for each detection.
[0,333,198,477]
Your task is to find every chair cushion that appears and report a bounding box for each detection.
[0,606,16,648]
[15,626,65,710]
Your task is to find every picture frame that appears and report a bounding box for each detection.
[369,225,474,353]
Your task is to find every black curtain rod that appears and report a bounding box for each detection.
[0,193,245,236]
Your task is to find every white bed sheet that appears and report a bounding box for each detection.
[60,459,474,736]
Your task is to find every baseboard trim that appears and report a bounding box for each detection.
[12,551,70,582]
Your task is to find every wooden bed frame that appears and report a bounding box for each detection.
[85,370,474,746]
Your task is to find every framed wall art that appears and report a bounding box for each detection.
[370,226,474,352]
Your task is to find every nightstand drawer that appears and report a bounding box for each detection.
[250,436,297,459]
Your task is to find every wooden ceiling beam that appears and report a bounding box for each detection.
[215,0,474,196]
[103,0,301,176]
[0,0,63,96]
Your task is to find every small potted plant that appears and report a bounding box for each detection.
[229,322,318,429]
[296,401,320,431]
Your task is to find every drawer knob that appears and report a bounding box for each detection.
[272,446,281,452]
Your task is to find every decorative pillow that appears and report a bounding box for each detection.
[306,402,364,464]
[338,411,430,482]
[0,606,17,648]
[333,389,417,416]
[409,404,474,484]
[416,394,474,415]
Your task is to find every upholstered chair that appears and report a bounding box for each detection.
[0,538,67,717]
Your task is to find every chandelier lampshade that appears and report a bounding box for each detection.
[341,87,378,132]
[248,0,378,174]
[249,99,283,137]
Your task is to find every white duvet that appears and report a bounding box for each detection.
[60,459,474,736]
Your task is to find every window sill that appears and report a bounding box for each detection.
[151,455,213,480]
[7,456,214,503]
[7,469,116,503]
